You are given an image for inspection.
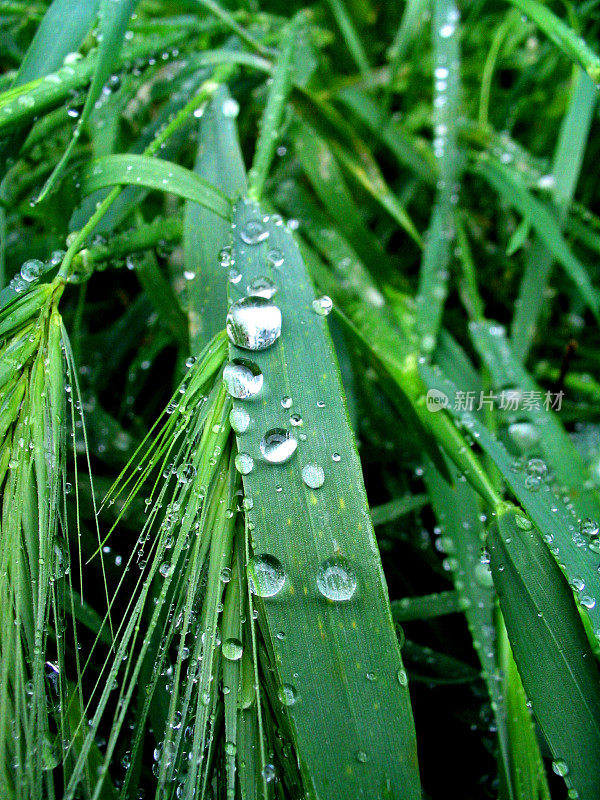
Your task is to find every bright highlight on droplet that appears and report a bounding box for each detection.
[316,556,357,601]
[260,428,297,464]
[223,358,263,399]
[226,296,282,351]
[248,554,286,597]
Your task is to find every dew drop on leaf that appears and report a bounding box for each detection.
[260,428,297,463]
[316,557,357,601]
[248,554,286,597]
[302,463,325,489]
[223,358,263,399]
[226,297,281,351]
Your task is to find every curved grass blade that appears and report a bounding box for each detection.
[79,154,231,219]
[489,505,600,800]
[504,0,600,84]
[228,199,421,799]
[185,85,247,352]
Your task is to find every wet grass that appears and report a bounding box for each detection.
[1,1,600,799]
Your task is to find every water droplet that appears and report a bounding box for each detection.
[515,514,532,530]
[356,751,368,763]
[247,275,276,299]
[278,683,296,706]
[317,557,357,601]
[526,458,547,479]
[397,668,408,686]
[220,567,231,583]
[218,246,233,267]
[248,554,286,597]
[302,463,324,489]
[222,638,243,661]
[159,562,172,578]
[580,518,600,553]
[260,428,297,463]
[262,763,276,783]
[552,760,569,777]
[290,413,303,426]
[332,452,341,462]
[230,406,250,434]
[508,422,540,451]
[222,97,239,118]
[226,297,281,351]
[312,295,333,316]
[474,562,494,588]
[185,356,196,368]
[240,220,269,245]
[176,462,196,484]
[267,248,284,267]
[281,396,292,409]
[235,453,254,475]
[223,358,263,399]
[20,259,43,283]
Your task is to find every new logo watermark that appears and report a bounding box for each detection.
[425,388,564,412]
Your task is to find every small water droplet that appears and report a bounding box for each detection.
[302,463,324,489]
[278,684,297,706]
[267,248,284,267]
[552,760,569,777]
[226,297,281,351]
[159,562,172,578]
[260,429,297,463]
[262,763,276,783]
[247,275,277,299]
[290,413,303,426]
[240,220,269,245]
[248,554,286,597]
[222,638,243,661]
[356,751,368,763]
[20,259,43,283]
[222,97,239,118]
[317,557,357,601]
[223,358,263,399]
[312,295,333,316]
[230,407,251,434]
[397,668,408,686]
[235,453,254,475]
[281,396,292,409]
[515,514,532,531]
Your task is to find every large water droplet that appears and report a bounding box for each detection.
[302,463,325,489]
[235,453,254,475]
[230,406,250,434]
[248,554,286,597]
[260,429,297,463]
[317,557,357,601]
[247,276,277,299]
[226,297,281,351]
[240,220,269,245]
[176,462,197,484]
[223,358,263,399]
[222,638,243,661]
[222,97,239,118]
[20,259,43,283]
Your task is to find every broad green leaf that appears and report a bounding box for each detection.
[490,505,600,800]
[228,199,421,800]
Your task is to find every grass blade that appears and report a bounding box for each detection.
[79,154,231,219]
[228,200,421,799]
[490,504,600,800]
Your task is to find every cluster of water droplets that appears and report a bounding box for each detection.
[8,250,65,295]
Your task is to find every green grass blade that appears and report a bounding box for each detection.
[248,14,299,201]
[228,200,421,799]
[325,0,371,78]
[419,362,600,634]
[14,0,99,86]
[478,157,600,324]
[416,0,461,356]
[504,0,600,84]
[510,70,597,362]
[185,85,247,352]
[36,0,139,202]
[490,505,600,800]
[470,319,600,520]
[79,154,232,219]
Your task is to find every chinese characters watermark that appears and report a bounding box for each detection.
[426,388,564,413]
